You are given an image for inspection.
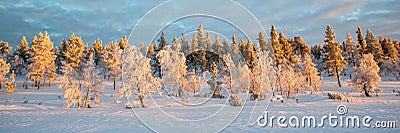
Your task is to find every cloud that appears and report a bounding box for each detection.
[0,0,399,48]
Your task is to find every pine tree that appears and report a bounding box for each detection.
[365,29,384,64]
[104,41,122,90]
[119,35,128,50]
[351,54,381,97]
[344,33,358,67]
[356,27,367,55]
[0,40,12,58]
[27,32,57,89]
[271,26,284,65]
[63,33,85,70]
[12,36,30,75]
[292,36,310,57]
[0,58,10,90]
[158,32,167,50]
[279,32,292,62]
[322,25,347,87]
[380,37,398,59]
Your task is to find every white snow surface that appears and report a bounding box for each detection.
[0,76,399,132]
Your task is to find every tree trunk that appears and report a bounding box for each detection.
[113,79,116,91]
[37,81,40,90]
[335,65,342,88]
[363,84,371,97]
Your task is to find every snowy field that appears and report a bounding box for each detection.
[1,76,399,133]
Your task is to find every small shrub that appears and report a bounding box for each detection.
[229,95,242,106]
[328,92,344,100]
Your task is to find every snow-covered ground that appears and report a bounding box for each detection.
[1,76,399,132]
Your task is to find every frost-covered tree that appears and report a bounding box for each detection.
[27,32,57,89]
[259,31,268,51]
[157,45,187,100]
[351,54,381,97]
[58,63,82,109]
[279,59,306,98]
[322,25,347,87]
[119,35,129,50]
[380,58,400,80]
[117,46,161,108]
[256,47,276,99]
[302,55,321,94]
[6,70,16,93]
[82,54,105,108]
[0,58,10,90]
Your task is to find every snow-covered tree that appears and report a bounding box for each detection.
[256,48,276,100]
[259,31,268,51]
[351,54,381,97]
[380,58,400,80]
[157,45,188,100]
[224,54,249,94]
[58,64,82,109]
[279,59,306,98]
[27,32,57,89]
[0,40,12,59]
[12,36,30,75]
[270,25,284,65]
[82,54,105,108]
[117,46,161,108]
[302,55,321,94]
[6,70,16,93]
[0,58,10,90]
[322,25,347,87]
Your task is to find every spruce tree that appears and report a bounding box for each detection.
[365,29,384,64]
[12,36,30,75]
[292,36,310,57]
[279,32,292,62]
[322,25,347,87]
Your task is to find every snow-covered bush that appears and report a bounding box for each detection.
[327,92,344,100]
[6,70,16,93]
[229,95,243,106]
[0,58,10,90]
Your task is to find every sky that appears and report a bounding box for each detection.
[0,0,399,48]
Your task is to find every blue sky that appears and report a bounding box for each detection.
[0,0,399,48]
